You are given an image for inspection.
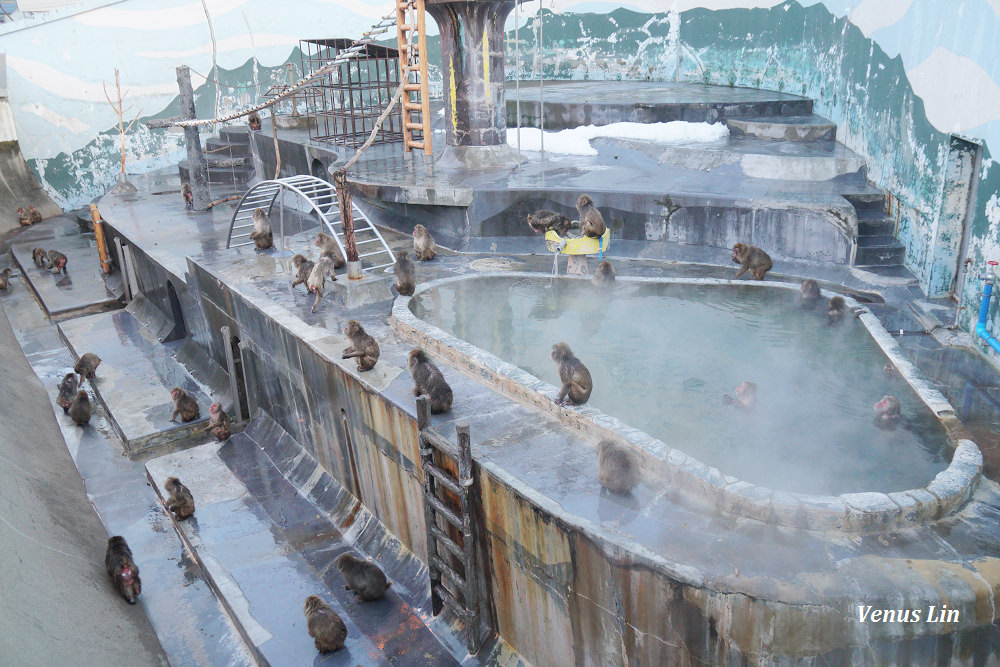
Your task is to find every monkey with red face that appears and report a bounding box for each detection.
[873,395,901,430]
[723,381,757,410]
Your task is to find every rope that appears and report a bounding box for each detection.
[171,7,406,128]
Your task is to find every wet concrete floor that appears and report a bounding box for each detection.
[0,257,255,666]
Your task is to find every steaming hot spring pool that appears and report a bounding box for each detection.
[408,276,950,496]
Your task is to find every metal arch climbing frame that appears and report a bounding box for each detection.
[227,175,396,274]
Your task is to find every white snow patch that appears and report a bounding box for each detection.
[507,121,729,156]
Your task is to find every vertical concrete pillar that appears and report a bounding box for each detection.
[426,0,520,167]
[176,66,211,209]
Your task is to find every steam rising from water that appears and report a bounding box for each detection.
[410,277,949,495]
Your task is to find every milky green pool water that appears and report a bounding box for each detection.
[410,277,950,495]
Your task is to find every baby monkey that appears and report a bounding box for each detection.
[732,243,772,280]
[0,267,11,291]
[249,209,273,250]
[205,403,232,441]
[291,254,315,289]
[163,476,195,520]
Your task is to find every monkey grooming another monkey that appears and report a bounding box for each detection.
[70,390,91,426]
[48,250,68,275]
[205,403,232,441]
[32,248,49,268]
[576,194,607,239]
[29,205,42,225]
[291,254,315,289]
[0,268,11,291]
[105,536,142,604]
[592,260,615,288]
[306,256,337,313]
[74,353,101,382]
[181,182,193,208]
[336,553,391,602]
[873,395,901,430]
[394,251,416,296]
[313,233,347,269]
[732,243,772,280]
[527,209,573,236]
[170,387,200,423]
[800,279,821,308]
[249,208,273,250]
[163,476,195,520]
[248,110,262,131]
[551,342,593,406]
[18,208,30,226]
[342,320,380,371]
[723,381,757,410]
[408,349,453,414]
[56,373,79,413]
[412,224,436,261]
[303,595,348,653]
[827,296,847,325]
[598,440,640,494]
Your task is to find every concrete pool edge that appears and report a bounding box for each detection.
[391,272,983,533]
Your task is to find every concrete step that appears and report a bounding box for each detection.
[178,160,253,188]
[843,192,886,209]
[10,215,123,319]
[220,125,252,143]
[854,235,905,267]
[0,272,256,666]
[57,309,220,453]
[144,411,484,665]
[855,205,889,221]
[858,218,895,236]
[205,137,250,158]
[725,114,837,142]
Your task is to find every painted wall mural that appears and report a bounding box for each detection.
[5,0,1000,352]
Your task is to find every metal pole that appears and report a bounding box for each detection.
[176,65,211,209]
[537,3,544,154]
[515,1,521,161]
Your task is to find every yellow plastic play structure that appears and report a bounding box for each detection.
[544,227,612,259]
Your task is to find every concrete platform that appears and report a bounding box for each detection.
[145,419,472,666]
[0,267,255,666]
[506,80,813,129]
[726,114,837,142]
[11,215,122,318]
[58,309,214,452]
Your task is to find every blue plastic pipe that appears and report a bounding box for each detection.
[976,276,1000,354]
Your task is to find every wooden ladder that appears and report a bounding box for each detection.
[416,396,490,654]
[395,0,433,155]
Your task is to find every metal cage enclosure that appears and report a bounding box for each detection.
[300,38,404,148]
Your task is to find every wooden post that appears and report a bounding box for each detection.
[176,66,211,210]
[333,168,358,263]
[90,204,112,274]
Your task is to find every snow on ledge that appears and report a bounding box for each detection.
[506,121,729,156]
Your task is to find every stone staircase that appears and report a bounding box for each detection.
[723,112,906,269]
[178,126,255,194]
[844,193,906,267]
